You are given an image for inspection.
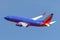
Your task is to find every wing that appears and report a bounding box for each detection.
[32,12,46,20]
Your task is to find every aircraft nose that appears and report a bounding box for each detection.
[4,17,9,20]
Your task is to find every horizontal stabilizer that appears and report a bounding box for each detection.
[45,24,50,27]
[50,21,56,24]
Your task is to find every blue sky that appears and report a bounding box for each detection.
[0,0,59,40]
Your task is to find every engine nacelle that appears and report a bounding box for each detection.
[16,22,28,27]
[16,22,22,26]
[16,24,22,26]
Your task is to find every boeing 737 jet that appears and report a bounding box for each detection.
[4,13,56,27]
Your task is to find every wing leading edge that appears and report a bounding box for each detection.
[32,12,46,20]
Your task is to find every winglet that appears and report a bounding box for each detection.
[42,12,46,16]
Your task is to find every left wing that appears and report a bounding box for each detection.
[32,12,46,20]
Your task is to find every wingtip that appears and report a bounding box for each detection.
[42,12,46,16]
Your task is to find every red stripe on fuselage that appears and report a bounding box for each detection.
[9,20,19,22]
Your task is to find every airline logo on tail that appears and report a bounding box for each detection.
[42,13,56,26]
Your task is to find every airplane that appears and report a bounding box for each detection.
[4,13,56,27]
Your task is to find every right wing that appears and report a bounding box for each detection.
[32,12,46,20]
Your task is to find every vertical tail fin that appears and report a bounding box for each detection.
[43,13,54,26]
